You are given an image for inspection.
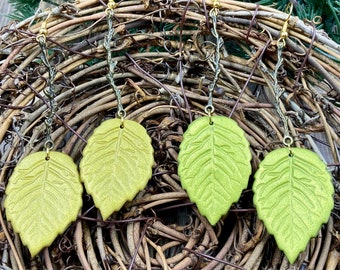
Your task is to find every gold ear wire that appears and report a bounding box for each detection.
[284,1,293,15]
[36,10,52,43]
[106,0,117,14]
[277,2,294,48]
[212,0,220,9]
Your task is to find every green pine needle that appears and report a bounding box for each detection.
[8,0,40,21]
[253,0,340,43]
[7,0,68,21]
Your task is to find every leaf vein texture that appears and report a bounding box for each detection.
[178,116,251,225]
[253,147,334,263]
[5,151,82,257]
[80,119,154,220]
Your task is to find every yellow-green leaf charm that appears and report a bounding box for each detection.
[253,147,334,263]
[178,116,252,225]
[5,151,83,257]
[79,119,154,220]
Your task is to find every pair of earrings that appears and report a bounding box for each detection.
[5,1,153,258]
[177,2,334,264]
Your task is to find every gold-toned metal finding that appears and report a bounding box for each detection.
[45,145,51,160]
[283,135,293,148]
[212,0,220,9]
[119,114,125,129]
[38,22,48,36]
[36,11,51,43]
[209,0,220,17]
[207,107,214,125]
[106,0,117,14]
[277,2,293,48]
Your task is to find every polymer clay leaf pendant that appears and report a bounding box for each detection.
[79,119,154,220]
[253,147,334,263]
[5,151,83,257]
[178,115,252,225]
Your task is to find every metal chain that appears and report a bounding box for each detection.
[205,1,223,121]
[273,42,293,147]
[259,3,294,147]
[36,15,56,157]
[104,0,126,120]
[275,2,294,147]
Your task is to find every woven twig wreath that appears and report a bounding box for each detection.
[0,0,339,269]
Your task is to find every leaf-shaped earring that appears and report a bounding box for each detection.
[253,3,334,264]
[4,16,83,257]
[79,0,154,221]
[177,3,252,226]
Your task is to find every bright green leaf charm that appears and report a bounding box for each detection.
[178,116,252,225]
[5,151,83,257]
[79,119,154,220]
[253,147,334,263]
